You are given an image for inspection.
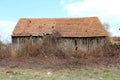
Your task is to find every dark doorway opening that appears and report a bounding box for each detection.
[75,39,78,51]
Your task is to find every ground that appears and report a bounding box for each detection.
[0,67,120,80]
[0,56,120,80]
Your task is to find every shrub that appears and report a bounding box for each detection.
[0,41,11,58]
[1,33,120,59]
[12,35,120,58]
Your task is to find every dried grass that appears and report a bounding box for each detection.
[0,41,11,58]
[0,37,120,70]
[0,36,120,59]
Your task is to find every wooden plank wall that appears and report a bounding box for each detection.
[12,36,107,53]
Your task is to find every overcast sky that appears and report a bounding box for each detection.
[0,0,120,43]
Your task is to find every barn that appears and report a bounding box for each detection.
[12,17,108,53]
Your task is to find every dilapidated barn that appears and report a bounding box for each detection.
[12,17,108,52]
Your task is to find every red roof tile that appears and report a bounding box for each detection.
[112,37,120,41]
[12,17,107,37]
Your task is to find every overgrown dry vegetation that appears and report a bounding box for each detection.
[0,41,11,58]
[11,37,120,58]
[0,37,120,58]
[0,36,120,69]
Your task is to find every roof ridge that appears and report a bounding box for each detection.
[19,16,98,20]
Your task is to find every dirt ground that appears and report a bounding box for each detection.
[0,54,120,70]
[0,54,119,80]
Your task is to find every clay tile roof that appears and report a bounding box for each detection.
[112,37,120,41]
[12,17,108,37]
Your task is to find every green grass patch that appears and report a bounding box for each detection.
[0,68,120,80]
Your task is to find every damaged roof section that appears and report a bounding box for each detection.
[12,17,108,37]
